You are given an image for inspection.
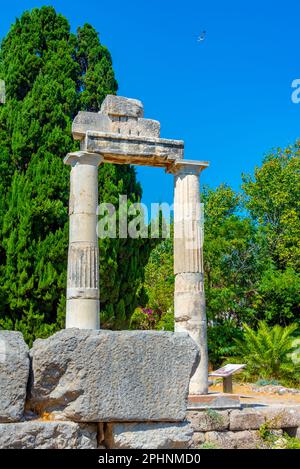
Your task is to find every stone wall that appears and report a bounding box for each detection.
[187,406,300,449]
[0,329,199,449]
[1,329,299,449]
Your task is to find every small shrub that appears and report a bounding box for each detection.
[199,442,219,449]
[129,307,174,331]
[255,379,281,387]
[206,408,224,425]
[259,422,300,449]
[230,321,300,385]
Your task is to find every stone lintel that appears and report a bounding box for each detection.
[64,151,104,167]
[82,131,184,168]
[167,159,209,175]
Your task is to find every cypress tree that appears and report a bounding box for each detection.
[0,6,151,344]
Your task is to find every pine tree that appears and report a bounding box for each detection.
[0,6,151,344]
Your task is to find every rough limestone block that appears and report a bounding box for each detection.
[84,132,184,166]
[187,410,229,432]
[231,430,265,449]
[105,422,193,449]
[110,118,160,138]
[29,329,199,422]
[259,406,300,428]
[0,421,97,449]
[137,119,160,138]
[190,432,205,448]
[205,431,235,449]
[100,95,144,118]
[230,408,265,431]
[0,331,29,422]
[205,430,264,449]
[72,111,111,140]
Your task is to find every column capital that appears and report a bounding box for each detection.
[167,159,209,175]
[64,151,104,167]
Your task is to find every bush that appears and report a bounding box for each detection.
[129,307,174,331]
[207,320,243,366]
[231,321,300,385]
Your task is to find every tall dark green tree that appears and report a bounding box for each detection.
[0,7,151,344]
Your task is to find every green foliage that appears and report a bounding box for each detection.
[207,320,243,366]
[205,409,224,425]
[231,321,300,384]
[242,143,300,270]
[139,155,300,364]
[283,435,300,449]
[129,306,174,331]
[259,422,300,449]
[199,442,219,449]
[156,308,174,331]
[255,379,281,386]
[143,236,174,313]
[0,7,151,344]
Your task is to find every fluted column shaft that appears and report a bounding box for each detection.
[173,165,208,395]
[64,151,103,329]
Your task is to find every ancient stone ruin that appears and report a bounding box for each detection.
[1,95,300,449]
[66,95,209,395]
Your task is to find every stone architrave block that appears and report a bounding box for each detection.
[29,329,200,422]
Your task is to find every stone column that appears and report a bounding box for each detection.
[172,161,208,395]
[64,151,103,329]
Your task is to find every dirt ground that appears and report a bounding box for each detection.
[210,381,300,406]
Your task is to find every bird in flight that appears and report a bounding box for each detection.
[197,31,206,42]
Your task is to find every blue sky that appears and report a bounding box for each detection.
[1,0,300,207]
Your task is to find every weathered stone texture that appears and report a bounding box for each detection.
[72,111,111,140]
[187,410,229,432]
[230,408,265,431]
[29,329,199,422]
[230,406,300,430]
[205,430,264,449]
[105,422,193,449]
[0,331,29,422]
[0,421,97,449]
[189,431,205,448]
[83,132,184,167]
[100,95,144,118]
[260,406,300,428]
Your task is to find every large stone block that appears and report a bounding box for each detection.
[190,431,205,448]
[28,329,199,422]
[105,422,193,449]
[100,95,144,118]
[72,111,111,140]
[205,430,264,449]
[0,331,29,422]
[0,421,97,449]
[187,410,229,432]
[260,406,300,428]
[83,131,184,167]
[230,408,265,431]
